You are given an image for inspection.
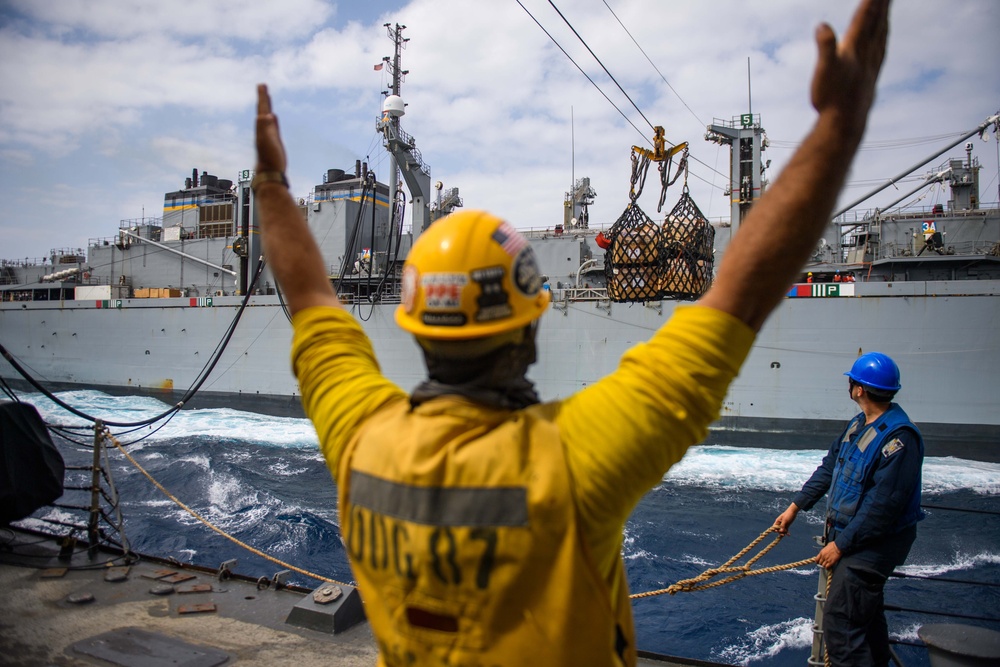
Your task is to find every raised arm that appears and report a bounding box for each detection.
[699,0,890,331]
[254,84,341,315]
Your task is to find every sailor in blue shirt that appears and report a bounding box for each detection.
[774,352,924,667]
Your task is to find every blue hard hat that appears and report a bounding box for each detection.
[844,352,901,392]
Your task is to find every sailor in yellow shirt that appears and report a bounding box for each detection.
[254,1,891,663]
[292,276,752,666]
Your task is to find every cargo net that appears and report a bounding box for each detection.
[604,203,666,302]
[660,188,714,300]
[604,189,715,302]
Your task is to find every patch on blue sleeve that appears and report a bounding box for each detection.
[881,437,905,458]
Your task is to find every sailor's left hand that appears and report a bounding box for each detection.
[255,84,287,175]
[816,541,842,569]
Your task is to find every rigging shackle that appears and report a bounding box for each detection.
[628,125,689,209]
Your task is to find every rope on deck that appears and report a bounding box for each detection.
[103,426,353,588]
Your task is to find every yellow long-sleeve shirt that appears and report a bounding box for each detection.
[292,304,754,583]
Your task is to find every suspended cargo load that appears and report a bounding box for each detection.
[604,204,666,302]
[603,127,712,302]
[660,188,714,300]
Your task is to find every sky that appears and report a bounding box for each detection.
[1,0,998,261]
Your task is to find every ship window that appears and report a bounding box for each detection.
[199,222,233,239]
[199,203,235,238]
[200,203,234,223]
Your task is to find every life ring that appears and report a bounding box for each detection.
[82,271,91,280]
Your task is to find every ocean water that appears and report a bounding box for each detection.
[19,390,1000,666]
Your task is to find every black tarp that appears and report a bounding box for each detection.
[0,402,65,525]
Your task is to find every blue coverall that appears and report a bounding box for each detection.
[793,404,924,666]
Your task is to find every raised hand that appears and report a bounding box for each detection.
[810,0,890,135]
[255,84,287,176]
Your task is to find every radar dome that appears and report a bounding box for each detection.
[383,95,405,117]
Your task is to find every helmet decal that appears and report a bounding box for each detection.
[512,248,543,297]
[491,221,529,256]
[471,266,512,322]
[422,272,467,310]
[401,264,419,314]
[422,311,468,327]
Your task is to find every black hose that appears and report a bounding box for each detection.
[0,258,267,429]
[922,503,1000,516]
[334,174,372,295]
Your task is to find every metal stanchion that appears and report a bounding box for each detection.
[87,420,104,559]
[808,556,829,666]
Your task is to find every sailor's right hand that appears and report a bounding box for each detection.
[773,504,800,535]
[255,84,287,176]
[810,0,890,138]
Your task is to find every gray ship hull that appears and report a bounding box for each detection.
[4,279,997,460]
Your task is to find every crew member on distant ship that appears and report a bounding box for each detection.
[774,352,924,667]
[807,271,815,283]
[253,1,892,664]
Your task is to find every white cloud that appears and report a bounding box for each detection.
[1,0,998,258]
[4,0,333,40]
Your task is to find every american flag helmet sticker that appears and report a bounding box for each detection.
[491,222,528,257]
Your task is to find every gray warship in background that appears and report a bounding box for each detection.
[2,27,998,459]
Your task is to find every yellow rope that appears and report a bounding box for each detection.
[630,527,818,599]
[103,427,352,587]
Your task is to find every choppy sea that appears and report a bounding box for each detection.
[19,390,1000,666]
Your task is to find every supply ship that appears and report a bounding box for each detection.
[2,26,998,460]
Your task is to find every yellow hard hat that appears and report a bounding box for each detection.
[395,210,550,340]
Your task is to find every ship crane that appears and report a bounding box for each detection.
[432,180,463,220]
[564,177,596,229]
[378,95,432,233]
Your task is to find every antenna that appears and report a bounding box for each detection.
[747,57,752,118]
[571,106,575,196]
[382,23,409,98]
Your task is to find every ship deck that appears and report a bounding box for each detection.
[0,526,724,667]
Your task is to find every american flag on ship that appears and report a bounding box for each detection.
[492,221,528,257]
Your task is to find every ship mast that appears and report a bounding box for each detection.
[705,113,768,233]
[378,23,432,234]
